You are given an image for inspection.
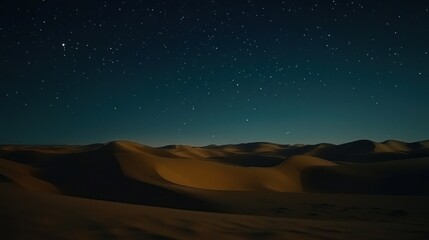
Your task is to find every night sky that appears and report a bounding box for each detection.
[1,1,428,146]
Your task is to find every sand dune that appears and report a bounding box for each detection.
[1,139,429,239]
[112,141,360,192]
[113,141,327,191]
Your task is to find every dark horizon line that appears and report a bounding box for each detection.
[1,138,428,148]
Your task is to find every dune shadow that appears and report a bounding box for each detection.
[300,159,429,195]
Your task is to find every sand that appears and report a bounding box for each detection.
[1,139,429,239]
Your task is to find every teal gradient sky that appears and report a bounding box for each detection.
[1,1,428,146]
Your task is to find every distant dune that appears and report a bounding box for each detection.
[1,139,429,239]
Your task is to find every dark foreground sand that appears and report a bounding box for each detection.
[1,140,429,239]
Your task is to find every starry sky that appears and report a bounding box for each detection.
[1,0,428,146]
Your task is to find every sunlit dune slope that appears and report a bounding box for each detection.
[111,141,334,192]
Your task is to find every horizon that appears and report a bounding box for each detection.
[1,138,428,148]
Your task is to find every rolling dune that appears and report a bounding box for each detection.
[1,139,429,239]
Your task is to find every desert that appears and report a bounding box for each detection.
[1,139,429,239]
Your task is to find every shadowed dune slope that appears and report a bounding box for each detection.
[301,157,429,195]
[307,140,429,162]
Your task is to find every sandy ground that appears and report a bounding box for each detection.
[1,139,429,239]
